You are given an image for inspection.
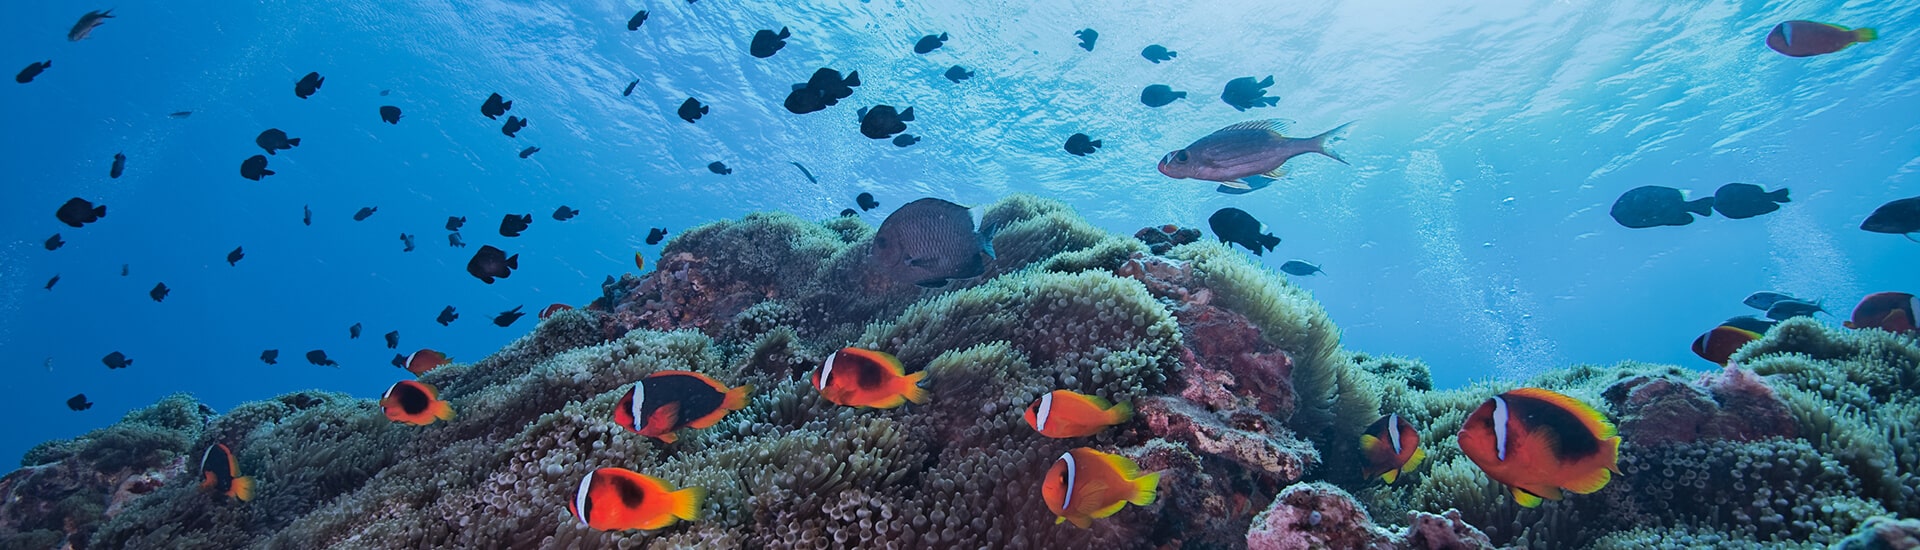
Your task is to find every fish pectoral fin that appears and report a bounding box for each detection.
[1261,165,1289,179]
[1220,180,1253,190]
[1511,487,1545,508]
[906,256,937,268]
[1904,233,1920,244]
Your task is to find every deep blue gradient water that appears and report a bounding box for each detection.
[2,1,1915,466]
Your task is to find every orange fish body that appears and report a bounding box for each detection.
[568,467,706,531]
[198,443,256,501]
[1024,390,1132,438]
[811,348,928,408]
[1042,447,1160,528]
[1359,413,1425,484]
[539,303,573,320]
[1844,292,1917,334]
[635,252,646,271]
[404,349,450,376]
[1691,325,1761,366]
[613,371,753,443]
[1457,388,1620,508]
[380,380,455,425]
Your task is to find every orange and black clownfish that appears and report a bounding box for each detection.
[613,371,753,443]
[1844,292,1918,334]
[401,349,450,376]
[568,467,706,531]
[1359,413,1425,485]
[1691,328,1759,366]
[811,347,928,409]
[1457,387,1621,508]
[1042,447,1160,528]
[380,380,455,425]
[539,303,573,320]
[198,443,255,501]
[1023,390,1133,438]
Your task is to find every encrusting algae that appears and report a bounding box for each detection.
[2,195,1918,549]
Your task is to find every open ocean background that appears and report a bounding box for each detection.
[1,0,1914,466]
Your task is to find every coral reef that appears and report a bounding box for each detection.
[3,196,1917,549]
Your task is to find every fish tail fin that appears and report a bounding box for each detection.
[779,27,791,38]
[287,138,301,146]
[1090,139,1103,147]
[1260,233,1281,252]
[669,486,707,521]
[1259,75,1274,86]
[901,107,915,121]
[1686,197,1714,217]
[1855,28,1878,42]
[503,100,513,110]
[900,371,930,404]
[1769,188,1791,203]
[1312,122,1354,165]
[1906,233,1920,244]
[230,476,256,501]
[432,401,456,422]
[1108,400,1134,424]
[1173,91,1187,98]
[724,384,754,411]
[1128,471,1160,506]
[1380,468,1399,485]
[845,71,861,86]
[94,205,107,217]
[506,254,520,269]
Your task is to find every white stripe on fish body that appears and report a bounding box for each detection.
[1059,451,1078,510]
[381,383,399,401]
[1036,393,1054,431]
[573,472,595,523]
[201,445,218,474]
[1492,396,1511,461]
[1387,413,1402,455]
[817,352,837,390]
[630,382,648,431]
[1909,296,1919,320]
[1782,23,1794,47]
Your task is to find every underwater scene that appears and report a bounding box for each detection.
[3,0,1918,548]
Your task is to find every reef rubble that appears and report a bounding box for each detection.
[1,195,1916,549]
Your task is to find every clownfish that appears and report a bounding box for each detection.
[1359,413,1425,485]
[1457,388,1621,508]
[539,303,573,320]
[614,371,753,443]
[402,349,450,376]
[1042,447,1160,528]
[568,467,706,531]
[380,380,455,425]
[1023,390,1133,438]
[198,443,255,501]
[1691,324,1762,366]
[811,347,928,408]
[1844,292,1917,334]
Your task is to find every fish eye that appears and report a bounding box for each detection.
[1173,150,1189,163]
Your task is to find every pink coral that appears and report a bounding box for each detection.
[1399,509,1495,550]
[1139,397,1316,483]
[1246,482,1392,550]
[1600,365,1797,447]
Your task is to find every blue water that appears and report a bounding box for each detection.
[2,0,1915,466]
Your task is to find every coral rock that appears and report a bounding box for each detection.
[1139,396,1316,483]
[1246,482,1393,550]
[1601,365,1797,447]
[1399,509,1496,550]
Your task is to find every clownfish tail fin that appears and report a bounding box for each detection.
[1108,400,1134,424]
[724,384,754,410]
[1129,471,1161,506]
[230,476,256,502]
[433,401,456,422]
[670,486,707,521]
[900,371,929,404]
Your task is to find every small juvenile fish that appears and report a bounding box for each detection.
[944,65,973,83]
[678,98,709,123]
[857,105,914,139]
[446,216,467,231]
[400,233,415,252]
[349,323,363,339]
[149,282,170,302]
[67,394,92,411]
[623,80,639,96]
[494,306,525,327]
[553,206,579,221]
[353,206,377,221]
[913,32,949,54]
[15,61,50,84]
[110,152,126,178]
[255,128,301,155]
[518,146,540,158]
[1279,260,1323,276]
[647,228,668,245]
[44,234,64,251]
[481,93,513,119]
[305,349,337,367]
[449,233,466,248]
[102,351,132,369]
[627,10,648,31]
[385,331,400,349]
[45,274,59,290]
[1064,133,1101,156]
[1140,85,1186,108]
[295,72,324,99]
[750,27,791,58]
[302,205,312,225]
[708,161,732,175]
[892,134,920,148]
[260,349,279,365]
[227,246,244,266]
[241,155,274,181]
[499,213,532,237]
[1141,44,1177,63]
[1074,28,1098,51]
[379,105,402,124]
[501,116,528,137]
[856,193,879,211]
[437,306,460,326]
[1220,75,1278,111]
[168,111,193,118]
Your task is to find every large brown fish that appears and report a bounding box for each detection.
[872,198,993,288]
[1158,120,1351,189]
